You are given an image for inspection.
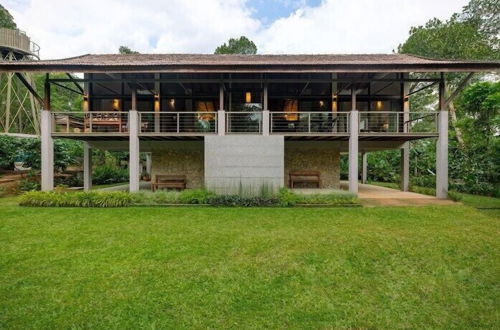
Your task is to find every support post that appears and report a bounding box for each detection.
[362,152,368,184]
[154,73,160,133]
[400,144,409,191]
[217,110,225,136]
[436,74,448,198]
[83,142,92,191]
[349,110,359,194]
[40,110,54,191]
[129,110,140,192]
[146,153,152,176]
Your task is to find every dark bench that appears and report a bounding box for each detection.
[152,174,187,191]
[289,171,320,188]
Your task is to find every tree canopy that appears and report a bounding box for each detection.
[0,4,17,29]
[119,46,139,54]
[214,36,257,55]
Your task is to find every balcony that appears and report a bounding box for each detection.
[50,111,439,140]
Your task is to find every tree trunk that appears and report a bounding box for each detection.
[448,100,466,149]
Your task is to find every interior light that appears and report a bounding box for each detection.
[245,92,252,103]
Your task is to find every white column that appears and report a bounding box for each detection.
[348,110,359,194]
[146,153,152,176]
[129,110,140,192]
[40,110,54,191]
[217,110,225,136]
[83,142,92,191]
[362,152,368,184]
[400,144,410,191]
[436,111,448,198]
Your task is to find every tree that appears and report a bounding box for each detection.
[214,36,257,55]
[119,46,139,54]
[0,4,17,29]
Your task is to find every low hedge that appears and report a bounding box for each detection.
[20,191,132,207]
[20,189,360,207]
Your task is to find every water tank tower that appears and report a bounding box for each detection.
[0,28,41,134]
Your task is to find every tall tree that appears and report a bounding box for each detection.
[0,4,17,29]
[398,0,499,148]
[214,36,257,55]
[119,46,139,54]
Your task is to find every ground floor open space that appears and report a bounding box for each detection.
[0,197,498,329]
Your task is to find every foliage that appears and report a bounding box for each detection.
[207,194,279,207]
[0,135,82,171]
[19,191,132,207]
[131,191,180,205]
[119,46,139,54]
[294,191,359,206]
[0,4,16,29]
[34,73,83,111]
[1,200,498,328]
[0,186,5,197]
[214,36,257,54]
[179,189,215,204]
[54,175,83,188]
[278,188,300,206]
[92,165,128,185]
[17,171,40,192]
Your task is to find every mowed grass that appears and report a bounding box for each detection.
[0,198,499,329]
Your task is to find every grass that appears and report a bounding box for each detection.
[0,197,499,328]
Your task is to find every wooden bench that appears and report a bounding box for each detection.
[289,171,320,188]
[151,175,187,191]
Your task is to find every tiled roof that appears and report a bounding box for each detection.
[1,53,498,72]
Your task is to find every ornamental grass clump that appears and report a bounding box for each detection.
[19,191,132,207]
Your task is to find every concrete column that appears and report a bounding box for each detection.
[263,83,268,111]
[145,153,152,176]
[348,110,359,194]
[400,143,410,191]
[362,152,368,184]
[83,142,92,191]
[262,110,270,136]
[217,110,225,136]
[129,110,140,192]
[219,84,224,111]
[436,111,448,198]
[40,110,54,191]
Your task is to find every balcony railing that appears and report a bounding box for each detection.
[50,111,438,136]
[139,111,217,134]
[226,111,262,134]
[52,112,129,133]
[358,111,438,134]
[270,112,350,134]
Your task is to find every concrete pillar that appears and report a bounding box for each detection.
[217,110,225,136]
[83,142,92,191]
[219,84,224,111]
[348,110,359,194]
[400,143,410,191]
[262,110,270,136]
[129,110,140,192]
[362,152,368,184]
[40,110,54,191]
[436,111,448,198]
[146,153,152,175]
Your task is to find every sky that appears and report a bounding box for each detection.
[3,0,470,59]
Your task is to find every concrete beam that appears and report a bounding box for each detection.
[83,142,92,191]
[40,110,54,191]
[400,143,409,191]
[129,110,140,192]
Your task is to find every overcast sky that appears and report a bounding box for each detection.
[4,0,469,59]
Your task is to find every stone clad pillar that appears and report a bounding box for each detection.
[83,142,92,191]
[40,109,54,191]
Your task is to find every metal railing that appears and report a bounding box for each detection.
[358,111,438,134]
[52,112,129,133]
[270,112,350,134]
[139,111,217,134]
[226,111,262,134]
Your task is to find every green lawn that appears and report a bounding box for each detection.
[0,198,499,329]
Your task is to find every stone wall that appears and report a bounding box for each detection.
[285,141,340,189]
[150,142,204,189]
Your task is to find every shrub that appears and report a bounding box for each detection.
[0,186,5,197]
[19,191,132,207]
[17,171,40,192]
[294,191,359,206]
[55,175,83,188]
[93,165,128,185]
[278,188,299,206]
[207,194,279,207]
[131,191,181,205]
[179,189,214,204]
